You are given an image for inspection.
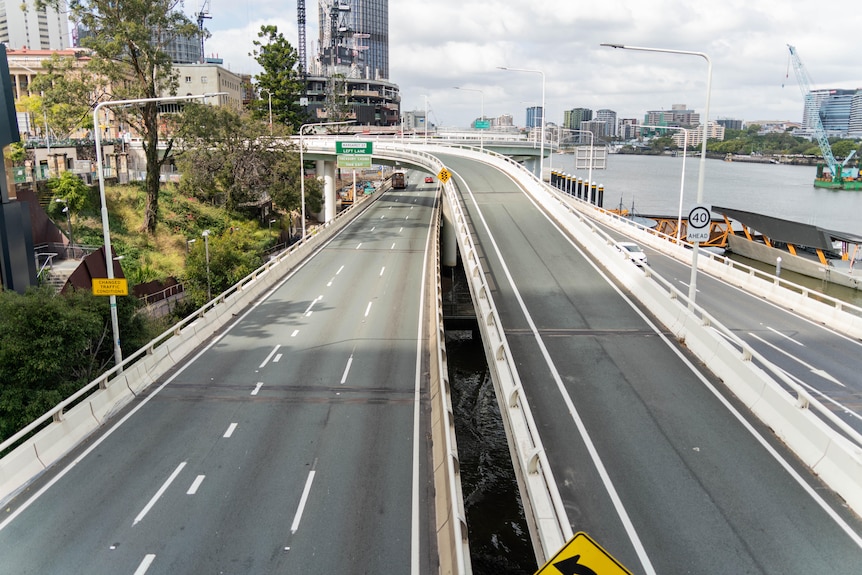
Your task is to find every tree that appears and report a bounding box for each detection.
[41,0,204,235]
[174,103,306,212]
[0,287,154,442]
[183,224,265,307]
[324,73,352,127]
[251,25,308,131]
[28,53,106,139]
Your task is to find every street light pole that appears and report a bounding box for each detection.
[601,43,712,307]
[635,124,689,242]
[202,229,211,301]
[55,198,72,258]
[298,120,355,241]
[94,92,222,368]
[454,86,485,151]
[498,66,546,182]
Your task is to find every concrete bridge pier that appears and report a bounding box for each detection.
[316,159,337,223]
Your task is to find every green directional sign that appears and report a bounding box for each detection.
[336,141,373,154]
[475,120,491,130]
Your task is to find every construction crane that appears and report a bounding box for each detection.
[786,44,856,182]
[196,0,212,64]
[297,0,307,77]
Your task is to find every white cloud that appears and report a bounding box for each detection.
[201,0,862,127]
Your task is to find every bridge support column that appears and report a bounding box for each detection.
[317,160,337,223]
[441,195,458,268]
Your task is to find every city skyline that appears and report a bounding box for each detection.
[191,0,861,128]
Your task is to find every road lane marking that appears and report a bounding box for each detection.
[399,227,403,233]
[274,353,282,363]
[767,326,804,346]
[259,345,281,369]
[134,462,186,525]
[391,242,396,250]
[291,329,299,337]
[340,355,354,384]
[327,277,335,287]
[748,332,844,386]
[224,423,238,437]
[187,475,206,495]
[251,383,264,396]
[379,266,386,277]
[303,296,322,317]
[133,554,156,575]
[364,302,373,317]
[291,468,317,534]
[355,242,362,250]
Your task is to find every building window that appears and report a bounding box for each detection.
[201,76,208,84]
[185,76,192,83]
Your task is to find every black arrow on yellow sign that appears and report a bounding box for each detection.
[553,554,598,575]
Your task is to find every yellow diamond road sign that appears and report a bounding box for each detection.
[535,532,633,575]
[437,167,452,183]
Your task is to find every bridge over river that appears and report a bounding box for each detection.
[1,139,861,574]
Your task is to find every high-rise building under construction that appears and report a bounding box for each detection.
[316,0,389,80]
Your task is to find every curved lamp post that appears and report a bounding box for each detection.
[94,92,223,367]
[454,86,485,151]
[498,66,545,182]
[601,43,712,308]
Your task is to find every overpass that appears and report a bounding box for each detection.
[1,139,861,574]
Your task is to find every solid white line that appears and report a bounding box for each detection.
[767,325,804,346]
[133,554,156,575]
[259,344,281,369]
[364,302,373,317]
[134,462,186,525]
[290,470,316,534]
[251,382,264,396]
[186,475,205,495]
[224,423,238,437]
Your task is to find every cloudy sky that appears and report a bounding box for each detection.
[193,0,862,128]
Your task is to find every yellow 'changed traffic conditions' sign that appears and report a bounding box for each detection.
[92,278,129,296]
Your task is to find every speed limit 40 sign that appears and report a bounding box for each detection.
[687,204,711,243]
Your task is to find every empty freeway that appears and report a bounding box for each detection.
[1,141,861,574]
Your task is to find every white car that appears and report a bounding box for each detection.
[615,241,648,266]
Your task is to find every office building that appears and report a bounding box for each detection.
[564,108,591,130]
[594,109,617,138]
[526,106,543,129]
[644,104,699,128]
[0,0,70,50]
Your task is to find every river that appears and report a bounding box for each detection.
[549,152,862,236]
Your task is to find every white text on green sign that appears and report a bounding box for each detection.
[336,141,373,154]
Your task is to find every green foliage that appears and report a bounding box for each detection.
[0,287,157,442]
[174,103,304,213]
[182,223,265,306]
[46,171,92,218]
[5,142,26,163]
[251,25,308,131]
[28,54,104,138]
[41,0,203,234]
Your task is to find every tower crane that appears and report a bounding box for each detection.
[297,0,307,77]
[786,44,856,183]
[196,0,212,64]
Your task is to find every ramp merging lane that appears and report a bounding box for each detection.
[435,152,862,574]
[0,183,439,574]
